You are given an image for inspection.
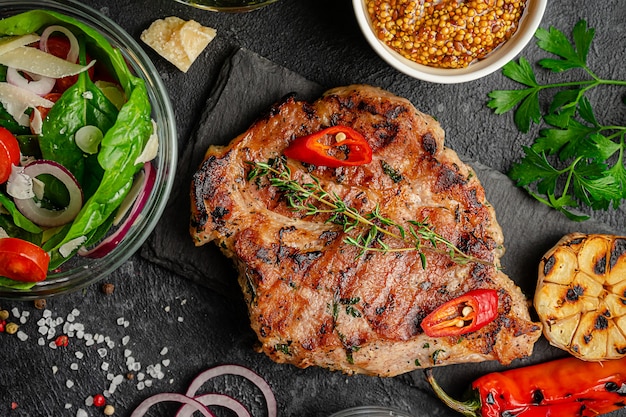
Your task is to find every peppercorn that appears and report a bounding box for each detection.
[0,320,5,332]
[0,309,9,321]
[126,372,135,380]
[5,322,18,335]
[34,299,47,309]
[101,283,115,295]
[103,404,115,416]
[366,0,526,68]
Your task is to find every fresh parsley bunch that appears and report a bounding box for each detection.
[488,20,626,221]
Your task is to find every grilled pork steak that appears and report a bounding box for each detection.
[190,85,541,376]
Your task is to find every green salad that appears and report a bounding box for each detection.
[0,10,155,289]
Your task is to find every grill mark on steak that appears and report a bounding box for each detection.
[190,84,541,376]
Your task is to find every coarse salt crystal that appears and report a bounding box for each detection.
[124,349,132,357]
[71,308,80,317]
[37,318,46,326]
[11,307,20,318]
[56,317,63,325]
[70,363,79,371]
[116,317,125,326]
[107,340,115,349]
[76,330,84,339]
[38,337,45,346]
[65,403,72,409]
[76,408,88,417]
[107,373,114,381]
[17,331,28,341]
[38,326,48,335]
[19,316,27,324]
[97,348,107,358]
[160,347,168,355]
[85,396,93,406]
[124,320,129,328]
[43,309,52,318]
[177,317,184,322]
[137,372,145,381]
[122,336,130,346]
[52,366,58,375]
[136,381,145,390]
[162,359,170,367]
[113,374,124,385]
[75,351,84,359]
[66,314,75,322]
[66,379,74,388]
[48,342,57,349]
[85,340,95,347]
[164,306,170,312]
[145,379,153,387]
[47,327,56,339]
[101,362,109,371]
[132,362,141,371]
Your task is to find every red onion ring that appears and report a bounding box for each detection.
[176,394,251,417]
[12,160,83,227]
[6,67,55,97]
[185,364,277,417]
[40,25,79,63]
[130,365,277,417]
[77,161,155,258]
[130,393,216,417]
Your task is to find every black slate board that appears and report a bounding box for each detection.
[143,47,615,299]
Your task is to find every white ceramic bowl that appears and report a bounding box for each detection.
[353,0,547,84]
[0,0,177,300]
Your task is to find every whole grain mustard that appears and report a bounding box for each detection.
[367,0,526,68]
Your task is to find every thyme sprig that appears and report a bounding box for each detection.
[247,158,489,267]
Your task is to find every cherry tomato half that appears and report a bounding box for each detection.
[0,127,21,183]
[0,238,50,282]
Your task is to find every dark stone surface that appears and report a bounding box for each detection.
[2,1,626,416]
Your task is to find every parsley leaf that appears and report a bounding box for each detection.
[488,19,626,220]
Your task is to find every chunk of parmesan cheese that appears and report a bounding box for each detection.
[140,17,216,73]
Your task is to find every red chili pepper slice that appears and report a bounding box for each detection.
[427,355,626,417]
[420,289,498,337]
[283,125,373,167]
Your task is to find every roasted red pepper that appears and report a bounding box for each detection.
[283,125,372,167]
[420,289,498,337]
[426,356,626,417]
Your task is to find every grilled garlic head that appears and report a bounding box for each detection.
[535,233,626,361]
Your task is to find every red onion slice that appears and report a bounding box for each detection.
[130,365,276,417]
[40,25,80,64]
[77,161,155,258]
[176,394,251,417]
[11,160,83,228]
[130,393,216,417]
[6,67,55,96]
[185,364,277,417]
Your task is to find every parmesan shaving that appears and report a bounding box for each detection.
[134,120,159,165]
[0,34,40,55]
[140,17,216,73]
[0,82,54,126]
[0,46,95,78]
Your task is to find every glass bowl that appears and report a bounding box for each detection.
[0,0,177,300]
[174,0,279,13]
[330,406,414,417]
[353,0,547,84]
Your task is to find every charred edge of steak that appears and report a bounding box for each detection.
[190,154,232,231]
[422,132,438,155]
